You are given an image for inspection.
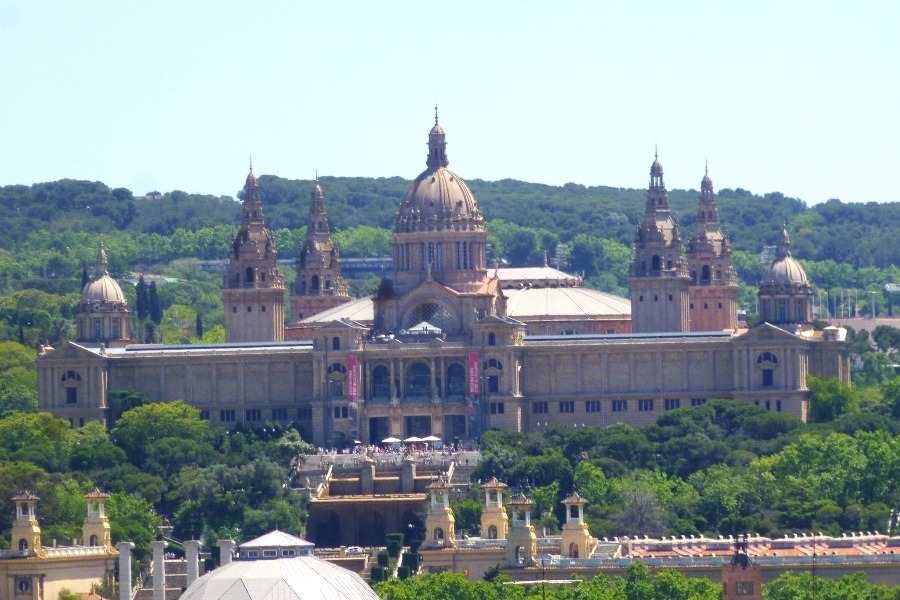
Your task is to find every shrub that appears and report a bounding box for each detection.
[377,551,389,567]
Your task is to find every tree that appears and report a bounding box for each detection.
[106,492,162,576]
[135,275,148,320]
[111,401,208,465]
[808,376,858,422]
[148,281,163,325]
[0,412,75,472]
[195,312,203,338]
[882,378,900,420]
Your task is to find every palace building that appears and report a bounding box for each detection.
[38,112,850,445]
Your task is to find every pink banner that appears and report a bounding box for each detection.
[468,352,480,395]
[347,354,358,401]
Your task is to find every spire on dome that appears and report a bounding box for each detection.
[95,242,109,278]
[778,224,792,259]
[426,109,449,169]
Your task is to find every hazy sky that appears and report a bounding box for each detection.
[1,1,897,205]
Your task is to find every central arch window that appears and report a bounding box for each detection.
[327,363,347,397]
[405,302,455,332]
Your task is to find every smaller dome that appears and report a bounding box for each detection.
[81,244,127,305]
[701,172,713,189]
[82,276,126,305]
[246,170,258,187]
[762,255,808,287]
[430,123,445,135]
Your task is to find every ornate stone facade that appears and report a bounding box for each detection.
[38,112,850,444]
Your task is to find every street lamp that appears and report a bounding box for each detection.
[868,291,877,320]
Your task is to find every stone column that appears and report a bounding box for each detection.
[150,540,166,600]
[116,542,135,600]
[184,540,202,588]
[218,539,235,566]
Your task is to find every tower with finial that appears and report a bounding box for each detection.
[629,152,691,332]
[82,488,112,549]
[423,477,456,549]
[506,492,537,567]
[290,177,350,321]
[560,491,593,558]
[11,492,43,557]
[686,163,738,331]
[223,161,286,342]
[76,241,131,346]
[480,478,509,540]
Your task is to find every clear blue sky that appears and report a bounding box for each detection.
[1,0,897,205]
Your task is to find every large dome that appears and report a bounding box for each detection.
[179,556,379,600]
[81,244,127,306]
[394,167,482,233]
[394,111,483,234]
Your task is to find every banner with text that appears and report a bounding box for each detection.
[468,351,480,395]
[347,354,358,401]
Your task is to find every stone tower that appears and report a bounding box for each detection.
[11,492,42,557]
[423,477,455,548]
[290,179,350,321]
[506,493,536,567]
[479,477,508,540]
[560,492,593,558]
[76,242,131,346]
[630,153,690,333]
[686,165,738,331]
[223,163,285,342]
[758,225,814,331]
[82,488,112,549]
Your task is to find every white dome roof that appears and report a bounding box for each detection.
[180,556,379,600]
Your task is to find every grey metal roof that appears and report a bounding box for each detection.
[505,286,630,318]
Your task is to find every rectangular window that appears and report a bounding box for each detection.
[199,410,210,420]
[272,408,288,421]
[281,550,295,557]
[298,406,313,420]
[246,409,262,422]
[558,401,575,414]
[490,402,505,415]
[66,387,78,405]
[776,400,782,412]
[612,400,628,412]
[638,399,654,412]
[532,401,548,414]
[690,398,707,407]
[664,398,681,410]
[488,375,499,393]
[585,400,601,413]
[762,369,774,387]
[111,319,120,339]
[736,581,754,595]
[333,406,349,419]
[262,550,277,558]
[248,550,259,558]
[93,319,102,340]
[220,410,236,422]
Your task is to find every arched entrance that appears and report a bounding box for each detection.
[310,510,341,548]
[358,509,386,546]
